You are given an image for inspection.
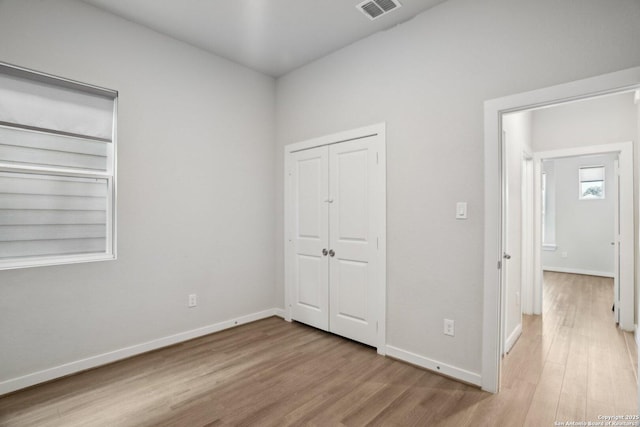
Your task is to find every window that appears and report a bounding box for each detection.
[0,63,117,269]
[578,165,605,200]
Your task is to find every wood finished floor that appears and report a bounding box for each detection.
[502,272,637,426]
[0,272,636,426]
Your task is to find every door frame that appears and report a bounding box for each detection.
[482,66,640,393]
[521,153,534,316]
[531,144,633,325]
[284,122,387,354]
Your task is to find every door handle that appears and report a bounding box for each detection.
[329,249,335,257]
[322,248,328,256]
[503,253,511,260]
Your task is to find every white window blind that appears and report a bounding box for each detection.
[0,73,114,141]
[0,63,116,269]
[0,126,108,170]
[579,166,604,182]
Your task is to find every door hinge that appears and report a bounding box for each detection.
[497,260,502,270]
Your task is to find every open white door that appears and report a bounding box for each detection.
[501,127,524,356]
[500,131,509,357]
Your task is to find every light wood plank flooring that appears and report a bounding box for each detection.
[502,272,637,426]
[0,272,636,426]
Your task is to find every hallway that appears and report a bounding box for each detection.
[502,272,637,425]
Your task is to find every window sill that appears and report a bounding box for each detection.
[0,253,116,271]
[542,244,557,252]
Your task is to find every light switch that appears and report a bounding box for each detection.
[456,202,467,219]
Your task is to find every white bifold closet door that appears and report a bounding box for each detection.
[291,137,378,347]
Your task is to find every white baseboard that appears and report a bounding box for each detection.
[504,324,522,354]
[274,308,286,319]
[542,266,614,278]
[385,345,481,387]
[0,308,281,396]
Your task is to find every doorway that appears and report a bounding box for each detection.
[531,146,632,328]
[500,105,635,401]
[500,140,636,420]
[482,66,640,393]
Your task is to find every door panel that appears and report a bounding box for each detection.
[329,138,377,346]
[291,146,329,330]
[334,259,369,322]
[296,254,323,309]
[335,149,368,242]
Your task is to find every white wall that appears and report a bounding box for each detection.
[542,155,617,276]
[0,0,276,388]
[502,111,532,351]
[275,0,640,377]
[532,92,637,152]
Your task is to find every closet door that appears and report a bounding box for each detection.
[290,146,330,331]
[328,137,378,346]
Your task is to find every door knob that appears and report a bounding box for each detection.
[329,249,335,257]
[322,248,328,256]
[503,253,511,260]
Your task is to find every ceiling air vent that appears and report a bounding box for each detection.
[357,0,402,20]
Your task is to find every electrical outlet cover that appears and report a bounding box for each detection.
[188,294,197,307]
[444,319,454,336]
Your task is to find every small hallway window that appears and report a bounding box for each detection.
[579,166,605,200]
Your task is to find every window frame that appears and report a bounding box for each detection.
[0,62,117,270]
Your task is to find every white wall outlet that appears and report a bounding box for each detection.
[188,294,197,308]
[444,319,455,336]
[561,252,568,258]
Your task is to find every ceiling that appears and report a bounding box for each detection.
[81,0,447,77]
